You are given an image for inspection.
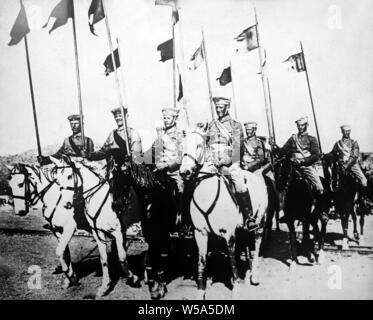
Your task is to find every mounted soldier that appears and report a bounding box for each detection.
[87,106,143,217]
[152,107,186,230]
[206,96,258,231]
[270,116,324,198]
[328,125,368,192]
[37,114,94,231]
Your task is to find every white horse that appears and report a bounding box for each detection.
[7,163,79,288]
[179,127,269,299]
[48,156,140,297]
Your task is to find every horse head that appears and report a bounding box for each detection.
[6,163,38,216]
[180,123,208,180]
[49,156,82,195]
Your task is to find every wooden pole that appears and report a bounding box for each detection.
[264,49,276,143]
[300,41,322,154]
[201,28,215,120]
[71,0,85,150]
[229,59,238,120]
[254,8,273,142]
[102,0,131,155]
[23,32,42,157]
[116,38,128,109]
[172,14,177,109]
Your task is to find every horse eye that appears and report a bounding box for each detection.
[18,183,24,188]
[67,174,73,180]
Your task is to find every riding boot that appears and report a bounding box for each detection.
[236,192,258,232]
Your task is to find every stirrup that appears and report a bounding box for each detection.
[244,217,259,232]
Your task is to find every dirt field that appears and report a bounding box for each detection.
[1,205,373,300]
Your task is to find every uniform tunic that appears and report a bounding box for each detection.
[89,127,142,163]
[278,132,324,194]
[152,126,184,192]
[330,138,367,187]
[207,115,246,193]
[207,115,243,165]
[241,135,267,172]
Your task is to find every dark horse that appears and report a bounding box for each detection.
[329,161,365,249]
[118,155,181,300]
[277,158,330,269]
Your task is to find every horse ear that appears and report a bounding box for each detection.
[5,165,14,171]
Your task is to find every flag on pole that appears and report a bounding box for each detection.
[234,24,259,53]
[284,52,305,72]
[189,42,204,70]
[103,48,120,76]
[216,67,232,86]
[88,0,105,36]
[171,8,179,25]
[157,39,173,62]
[43,0,74,34]
[8,2,30,46]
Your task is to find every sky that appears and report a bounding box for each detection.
[0,0,372,155]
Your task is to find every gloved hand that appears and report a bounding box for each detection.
[156,161,168,171]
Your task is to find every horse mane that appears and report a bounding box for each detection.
[128,161,163,190]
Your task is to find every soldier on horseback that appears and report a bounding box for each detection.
[270,116,324,197]
[87,106,143,217]
[37,114,94,231]
[328,125,368,192]
[206,96,258,231]
[152,107,186,232]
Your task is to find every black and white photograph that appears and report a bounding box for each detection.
[0,0,373,301]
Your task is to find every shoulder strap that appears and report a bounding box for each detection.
[68,136,82,156]
[292,134,306,157]
[215,120,232,144]
[113,130,128,154]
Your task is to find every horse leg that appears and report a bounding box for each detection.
[357,195,366,236]
[92,231,111,298]
[112,228,141,288]
[249,230,262,286]
[351,204,360,242]
[227,234,239,297]
[55,223,77,289]
[302,220,314,264]
[287,221,299,271]
[194,230,208,300]
[341,210,349,250]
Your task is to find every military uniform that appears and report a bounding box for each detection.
[207,113,245,192]
[39,114,94,231]
[152,108,184,193]
[276,117,324,194]
[329,126,367,188]
[89,126,143,163]
[241,122,268,173]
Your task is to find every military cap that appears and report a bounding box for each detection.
[212,96,231,106]
[244,121,258,129]
[161,107,179,117]
[295,116,308,125]
[111,106,127,116]
[67,114,81,121]
[340,124,351,130]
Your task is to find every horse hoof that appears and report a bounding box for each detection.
[250,275,259,286]
[96,284,110,298]
[196,289,206,300]
[307,256,315,264]
[354,232,360,241]
[127,275,142,288]
[318,250,325,265]
[150,281,167,300]
[62,278,70,289]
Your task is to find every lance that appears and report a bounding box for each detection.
[264,49,276,144]
[172,9,177,109]
[20,0,42,157]
[254,8,274,144]
[71,0,85,150]
[102,0,131,157]
[201,28,215,120]
[174,7,190,126]
[229,59,238,120]
[300,41,322,153]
